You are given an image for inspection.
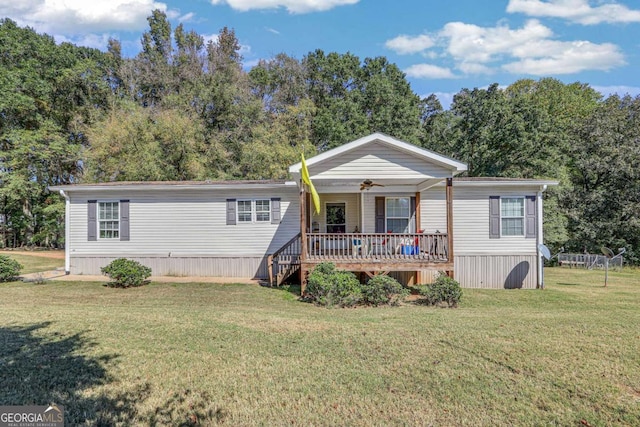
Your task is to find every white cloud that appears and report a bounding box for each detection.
[457,62,493,75]
[504,40,625,74]
[202,33,219,45]
[385,34,435,55]
[265,27,280,34]
[441,20,553,64]
[54,33,114,50]
[0,0,180,35]
[591,85,640,97]
[209,0,358,13]
[394,18,626,78]
[178,12,195,22]
[442,19,623,76]
[507,0,640,25]
[405,64,457,79]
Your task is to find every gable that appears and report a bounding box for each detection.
[290,133,466,185]
[309,141,453,180]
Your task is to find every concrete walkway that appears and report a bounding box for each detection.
[21,269,260,284]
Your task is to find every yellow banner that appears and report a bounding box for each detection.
[301,153,320,215]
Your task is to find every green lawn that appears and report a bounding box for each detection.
[1,266,639,426]
[0,251,64,274]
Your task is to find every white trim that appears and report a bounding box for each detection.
[50,182,297,192]
[499,196,526,237]
[385,197,411,233]
[289,133,467,175]
[255,199,271,223]
[236,199,271,224]
[325,201,347,233]
[448,180,559,188]
[97,200,120,240]
[537,185,546,288]
[59,190,70,273]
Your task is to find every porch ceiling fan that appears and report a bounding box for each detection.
[360,179,385,191]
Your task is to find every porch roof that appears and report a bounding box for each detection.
[289,133,467,190]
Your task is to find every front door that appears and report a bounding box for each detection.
[326,203,346,233]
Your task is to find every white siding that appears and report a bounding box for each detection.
[419,185,538,256]
[361,192,419,233]
[420,187,447,233]
[310,142,452,180]
[67,187,299,274]
[453,186,537,255]
[310,193,360,233]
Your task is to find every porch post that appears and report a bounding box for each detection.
[299,180,308,294]
[413,191,421,285]
[446,177,454,279]
[415,191,421,231]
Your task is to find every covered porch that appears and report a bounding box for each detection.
[273,133,466,290]
[269,178,455,288]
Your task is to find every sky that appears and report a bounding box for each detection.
[1,0,639,108]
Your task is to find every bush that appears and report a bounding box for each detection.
[361,275,409,306]
[101,258,151,288]
[305,262,362,307]
[0,255,22,282]
[418,275,463,307]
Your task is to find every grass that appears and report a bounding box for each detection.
[0,250,64,274]
[1,265,639,426]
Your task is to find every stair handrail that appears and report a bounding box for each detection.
[268,232,302,285]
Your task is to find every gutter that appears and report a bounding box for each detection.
[537,184,547,289]
[59,190,71,274]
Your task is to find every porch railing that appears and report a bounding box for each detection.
[268,233,301,286]
[306,232,448,261]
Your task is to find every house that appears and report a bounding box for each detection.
[50,133,557,290]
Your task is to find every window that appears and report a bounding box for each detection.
[238,200,253,223]
[386,197,410,233]
[255,200,270,222]
[237,199,270,223]
[501,197,524,236]
[326,203,346,233]
[99,201,119,239]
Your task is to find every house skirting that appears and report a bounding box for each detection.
[70,255,269,279]
[70,253,537,289]
[416,254,537,289]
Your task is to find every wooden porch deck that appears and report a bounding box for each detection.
[268,232,452,286]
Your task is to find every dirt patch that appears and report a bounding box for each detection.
[0,250,65,260]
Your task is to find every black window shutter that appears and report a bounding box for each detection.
[489,196,500,239]
[525,196,536,239]
[120,200,130,241]
[375,197,385,233]
[271,198,281,224]
[226,199,236,225]
[88,200,97,241]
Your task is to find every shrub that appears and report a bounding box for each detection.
[361,275,409,306]
[0,255,22,282]
[101,258,151,288]
[305,262,362,307]
[418,275,463,308]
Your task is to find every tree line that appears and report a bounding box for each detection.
[1,12,638,262]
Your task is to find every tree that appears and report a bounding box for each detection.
[303,50,422,150]
[84,102,209,182]
[565,95,640,262]
[0,19,111,247]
